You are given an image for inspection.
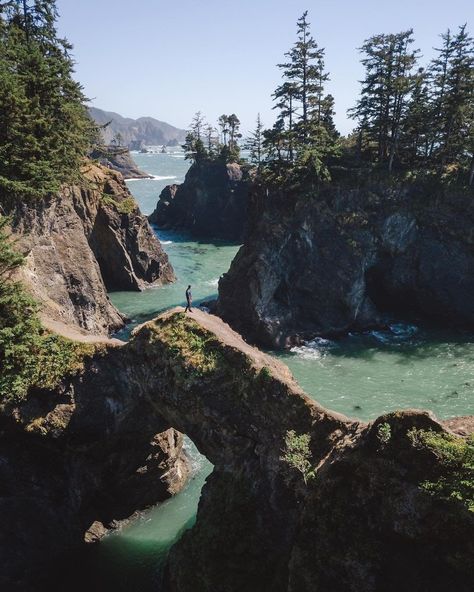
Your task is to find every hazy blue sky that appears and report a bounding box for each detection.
[56,0,472,134]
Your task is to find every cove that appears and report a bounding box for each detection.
[83,152,473,590]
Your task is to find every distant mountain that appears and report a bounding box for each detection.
[89,107,186,149]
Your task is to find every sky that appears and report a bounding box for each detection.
[56,0,473,135]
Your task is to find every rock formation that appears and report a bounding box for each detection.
[149,161,250,241]
[218,183,474,347]
[90,146,152,179]
[8,163,175,335]
[1,308,472,591]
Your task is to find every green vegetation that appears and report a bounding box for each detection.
[376,422,392,446]
[0,216,95,403]
[183,111,242,164]
[281,429,315,485]
[408,428,474,511]
[0,1,98,205]
[149,313,225,376]
[101,194,137,215]
[187,12,473,188]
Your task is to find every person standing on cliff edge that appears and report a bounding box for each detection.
[185,285,193,313]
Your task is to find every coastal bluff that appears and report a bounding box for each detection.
[1,308,472,591]
[7,163,175,336]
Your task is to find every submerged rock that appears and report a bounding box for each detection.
[148,161,250,241]
[8,163,175,335]
[1,309,472,591]
[217,183,474,348]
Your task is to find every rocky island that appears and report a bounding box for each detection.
[149,160,250,242]
[217,182,474,347]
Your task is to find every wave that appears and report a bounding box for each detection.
[291,336,333,361]
[160,240,173,245]
[205,277,219,287]
[370,323,419,344]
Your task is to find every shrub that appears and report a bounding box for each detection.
[281,429,315,485]
[408,428,474,511]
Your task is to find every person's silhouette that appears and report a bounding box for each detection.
[185,285,193,312]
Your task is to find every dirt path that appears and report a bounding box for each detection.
[41,316,124,346]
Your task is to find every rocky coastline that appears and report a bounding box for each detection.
[217,182,474,348]
[1,308,472,591]
[8,163,175,336]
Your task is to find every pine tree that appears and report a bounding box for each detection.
[0,1,99,204]
[266,11,337,182]
[244,114,264,169]
[402,68,432,166]
[182,111,207,162]
[428,25,474,172]
[277,11,329,146]
[349,30,419,172]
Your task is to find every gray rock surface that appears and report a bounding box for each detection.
[149,161,250,241]
[218,184,474,347]
[2,309,472,591]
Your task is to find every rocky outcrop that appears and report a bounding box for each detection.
[0,339,189,591]
[217,183,474,347]
[9,163,175,335]
[1,309,472,591]
[90,146,152,179]
[149,161,250,241]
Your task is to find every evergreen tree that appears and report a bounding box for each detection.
[218,115,229,146]
[428,25,474,172]
[349,30,419,172]
[0,0,98,204]
[244,114,264,169]
[402,67,432,165]
[182,111,207,162]
[266,11,338,182]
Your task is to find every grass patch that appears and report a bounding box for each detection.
[408,428,474,511]
[101,194,137,215]
[149,313,226,376]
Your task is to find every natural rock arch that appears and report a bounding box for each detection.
[3,309,474,591]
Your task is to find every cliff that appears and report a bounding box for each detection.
[89,107,186,148]
[148,161,250,241]
[1,309,472,591]
[217,183,474,347]
[90,146,152,179]
[8,163,175,336]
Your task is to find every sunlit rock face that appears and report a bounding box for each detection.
[217,184,474,348]
[8,163,175,336]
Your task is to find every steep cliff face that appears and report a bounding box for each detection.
[0,338,189,591]
[218,184,474,347]
[1,309,472,591]
[10,163,175,335]
[148,161,250,241]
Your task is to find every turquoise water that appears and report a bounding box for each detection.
[95,151,473,589]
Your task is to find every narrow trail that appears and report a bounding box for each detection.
[41,316,124,346]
